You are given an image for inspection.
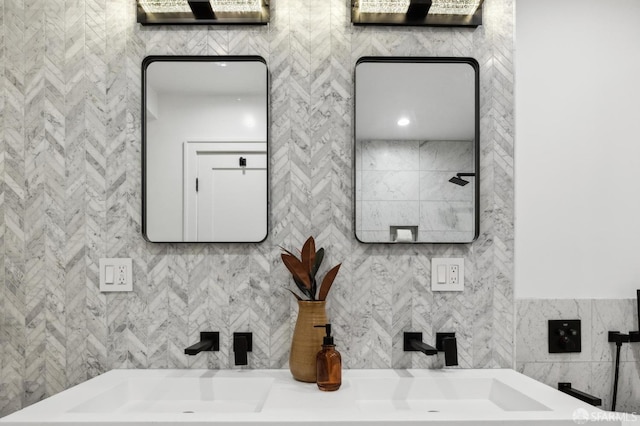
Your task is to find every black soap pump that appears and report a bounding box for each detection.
[313,324,341,391]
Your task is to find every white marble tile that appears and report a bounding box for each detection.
[517,362,592,397]
[360,140,419,171]
[361,201,420,231]
[516,300,640,414]
[419,201,474,232]
[361,171,419,201]
[417,230,475,243]
[592,361,640,413]
[515,299,592,363]
[419,171,474,201]
[592,299,638,363]
[356,230,391,243]
[419,140,473,171]
[591,361,615,411]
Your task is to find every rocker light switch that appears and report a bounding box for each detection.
[437,265,447,284]
[105,266,114,284]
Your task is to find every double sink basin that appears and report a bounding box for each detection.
[0,368,610,425]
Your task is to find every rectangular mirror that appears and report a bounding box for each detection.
[142,56,268,242]
[354,57,479,244]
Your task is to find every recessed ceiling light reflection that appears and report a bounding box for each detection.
[243,115,256,128]
[397,117,410,126]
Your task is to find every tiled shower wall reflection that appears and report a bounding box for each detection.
[355,140,474,242]
[516,299,640,413]
[0,0,514,416]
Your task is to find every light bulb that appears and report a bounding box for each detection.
[359,0,410,14]
[139,0,191,13]
[209,0,262,12]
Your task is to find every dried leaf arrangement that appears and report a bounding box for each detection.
[280,236,342,301]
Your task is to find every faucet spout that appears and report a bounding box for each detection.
[403,331,458,366]
[408,339,438,355]
[184,331,220,355]
[404,332,437,355]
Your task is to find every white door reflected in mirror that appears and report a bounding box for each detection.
[182,142,267,242]
[143,56,268,243]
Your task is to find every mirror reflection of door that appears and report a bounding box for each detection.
[354,57,479,244]
[142,56,268,242]
[183,143,267,242]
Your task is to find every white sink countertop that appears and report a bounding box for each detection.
[0,368,614,425]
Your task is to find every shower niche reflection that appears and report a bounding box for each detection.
[354,57,479,244]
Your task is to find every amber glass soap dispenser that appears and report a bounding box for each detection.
[314,324,341,391]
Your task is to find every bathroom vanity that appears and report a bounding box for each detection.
[0,368,612,425]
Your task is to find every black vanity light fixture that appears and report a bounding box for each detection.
[351,0,483,27]
[136,0,269,25]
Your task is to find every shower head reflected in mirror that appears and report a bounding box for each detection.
[449,173,476,186]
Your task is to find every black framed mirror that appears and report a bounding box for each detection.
[354,57,479,244]
[142,56,268,243]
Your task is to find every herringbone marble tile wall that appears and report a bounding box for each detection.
[0,0,514,416]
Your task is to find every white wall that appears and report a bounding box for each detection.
[146,93,266,241]
[515,0,640,298]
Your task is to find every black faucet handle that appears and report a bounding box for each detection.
[436,332,458,367]
[442,337,458,366]
[233,332,253,366]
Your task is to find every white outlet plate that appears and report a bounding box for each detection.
[99,258,133,292]
[431,258,464,292]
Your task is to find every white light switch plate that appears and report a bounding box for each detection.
[99,258,133,292]
[431,258,464,292]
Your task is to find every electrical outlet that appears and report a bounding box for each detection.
[449,265,459,285]
[116,265,127,285]
[100,258,133,292]
[431,258,464,292]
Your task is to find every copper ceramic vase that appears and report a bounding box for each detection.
[289,300,327,382]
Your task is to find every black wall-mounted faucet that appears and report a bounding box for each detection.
[558,382,601,407]
[233,332,253,366]
[607,289,640,411]
[404,331,458,366]
[184,331,220,355]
